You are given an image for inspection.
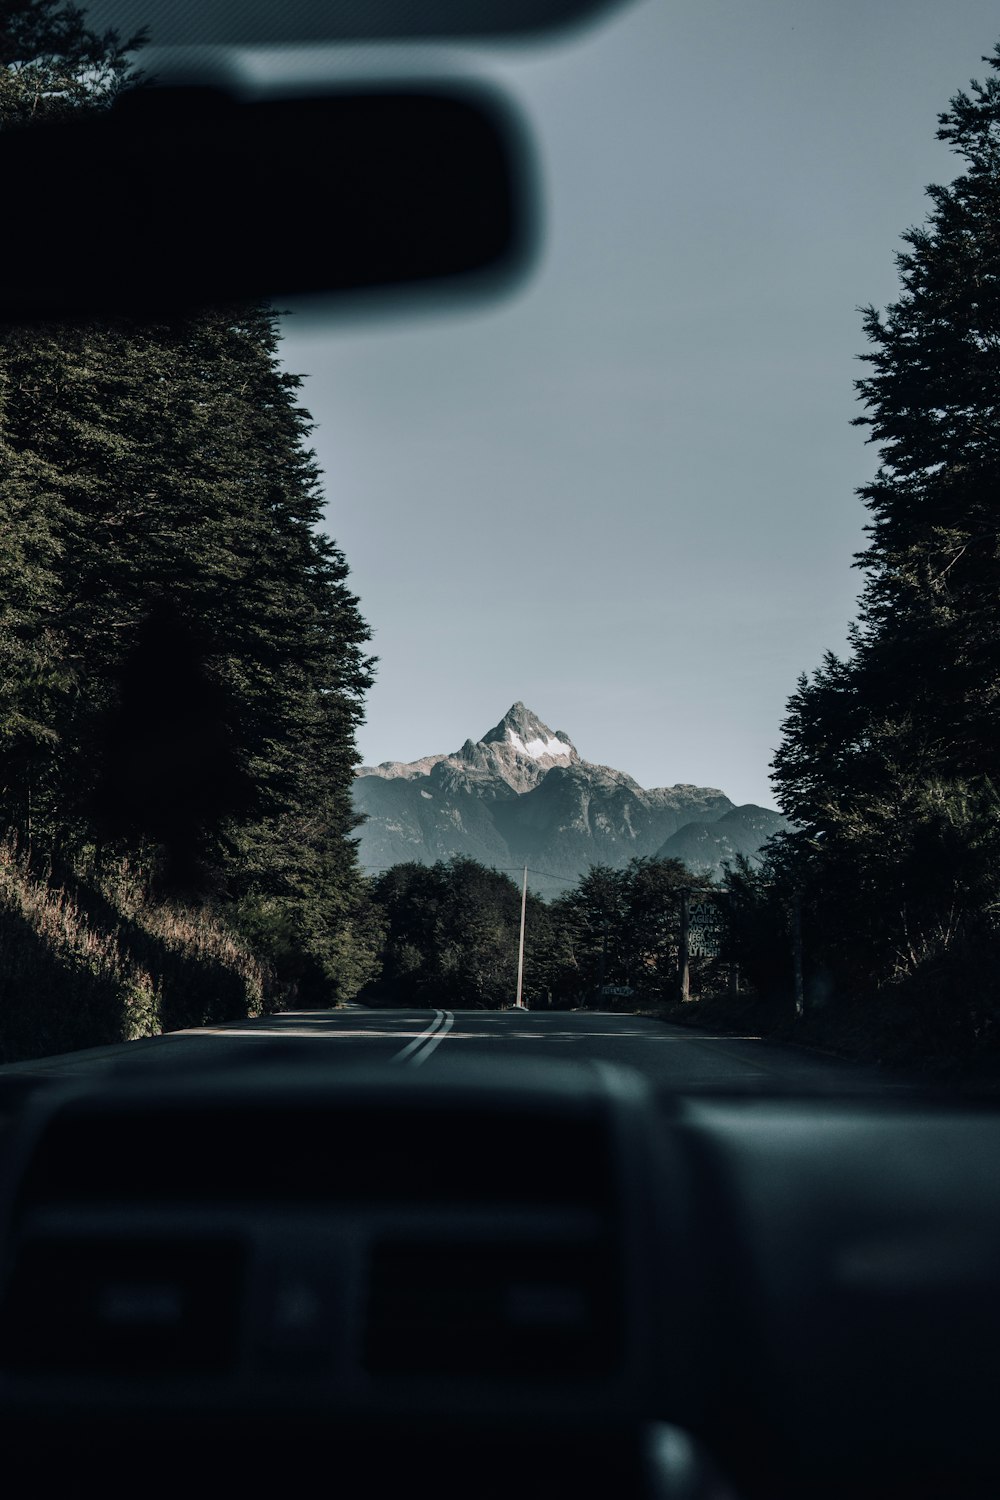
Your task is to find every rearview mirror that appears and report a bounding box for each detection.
[0,84,535,320]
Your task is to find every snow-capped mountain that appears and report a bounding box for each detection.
[354,703,786,895]
[360,703,578,796]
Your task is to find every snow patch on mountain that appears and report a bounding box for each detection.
[508,729,572,761]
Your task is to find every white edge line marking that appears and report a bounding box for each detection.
[392,1010,444,1063]
[408,1010,454,1066]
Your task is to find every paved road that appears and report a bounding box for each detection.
[0,1006,913,1094]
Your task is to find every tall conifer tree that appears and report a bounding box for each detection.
[0,2,377,1000]
[771,44,1000,999]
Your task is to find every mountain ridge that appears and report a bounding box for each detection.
[354,704,787,896]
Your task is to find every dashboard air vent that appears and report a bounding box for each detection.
[0,1236,246,1375]
[364,1238,621,1379]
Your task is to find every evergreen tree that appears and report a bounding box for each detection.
[550,857,714,1004]
[771,44,1000,1007]
[0,0,144,123]
[551,866,628,1002]
[0,3,377,1003]
[368,859,540,1010]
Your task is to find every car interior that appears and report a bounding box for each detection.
[0,2,998,1497]
[1,1050,999,1498]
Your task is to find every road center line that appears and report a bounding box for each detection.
[391,1010,444,1063]
[408,1010,454,1066]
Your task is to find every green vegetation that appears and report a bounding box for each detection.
[0,839,268,1062]
[365,860,544,1009]
[543,858,718,1006]
[707,47,1000,1070]
[363,856,721,1010]
[0,2,377,1060]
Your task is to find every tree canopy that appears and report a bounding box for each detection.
[769,44,1000,1023]
[365,855,721,1010]
[0,1,378,1007]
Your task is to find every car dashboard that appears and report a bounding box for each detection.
[0,1056,996,1499]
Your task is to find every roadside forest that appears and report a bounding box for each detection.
[0,2,378,1061]
[723,47,1000,1069]
[363,856,720,1011]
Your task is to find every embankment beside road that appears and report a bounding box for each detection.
[0,842,270,1065]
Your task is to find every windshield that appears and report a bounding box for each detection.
[0,0,998,1095]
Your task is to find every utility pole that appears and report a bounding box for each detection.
[513,864,529,1010]
[678,887,690,1003]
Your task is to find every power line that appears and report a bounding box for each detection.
[360,861,579,887]
[485,864,580,887]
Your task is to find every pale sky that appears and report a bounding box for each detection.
[267,1,999,805]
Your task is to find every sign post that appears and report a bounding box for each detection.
[679,890,731,1001]
[678,888,690,1002]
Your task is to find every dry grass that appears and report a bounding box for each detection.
[0,841,271,1064]
[97,854,268,1020]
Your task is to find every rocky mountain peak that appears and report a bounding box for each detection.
[480,703,578,765]
[354,704,784,895]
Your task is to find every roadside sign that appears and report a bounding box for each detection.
[687,894,726,958]
[600,984,634,997]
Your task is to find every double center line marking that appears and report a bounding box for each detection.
[391,1009,455,1066]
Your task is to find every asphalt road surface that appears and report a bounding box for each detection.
[0,1006,914,1095]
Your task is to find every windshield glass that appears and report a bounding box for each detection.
[1,0,998,1094]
